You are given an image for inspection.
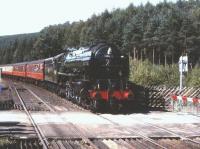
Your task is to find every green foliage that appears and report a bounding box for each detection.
[129,59,179,86]
[130,59,200,87]
[186,67,200,87]
[0,33,38,63]
[0,0,200,65]
[0,0,199,86]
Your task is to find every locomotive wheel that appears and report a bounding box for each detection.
[92,98,101,112]
[109,98,119,113]
[65,90,70,100]
[76,96,82,105]
[79,88,89,108]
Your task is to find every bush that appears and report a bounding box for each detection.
[130,59,200,87]
[186,67,200,87]
[129,59,179,86]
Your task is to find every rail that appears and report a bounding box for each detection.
[97,114,168,149]
[12,83,49,149]
[130,116,200,146]
[23,85,99,149]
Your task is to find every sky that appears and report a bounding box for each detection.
[0,0,178,36]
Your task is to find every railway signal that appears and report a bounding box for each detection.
[179,55,188,91]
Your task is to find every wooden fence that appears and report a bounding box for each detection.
[146,86,200,113]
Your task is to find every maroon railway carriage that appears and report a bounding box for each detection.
[0,65,13,75]
[12,63,26,77]
[26,60,45,81]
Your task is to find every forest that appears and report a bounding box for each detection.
[0,0,200,86]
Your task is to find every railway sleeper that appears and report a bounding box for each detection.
[0,137,199,149]
[0,101,14,110]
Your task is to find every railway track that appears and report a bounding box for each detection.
[11,82,49,149]
[129,115,200,147]
[2,137,199,149]
[10,83,50,111]
[24,85,99,149]
[2,136,200,149]
[96,114,168,149]
[2,80,200,149]
[9,81,97,149]
[14,83,168,148]
[96,114,200,149]
[23,85,200,149]
[25,84,87,112]
[16,81,88,112]
[0,85,14,110]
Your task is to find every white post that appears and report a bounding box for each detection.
[180,70,183,91]
[179,56,183,92]
[179,55,188,92]
[0,68,2,81]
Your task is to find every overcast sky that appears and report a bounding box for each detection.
[0,0,178,36]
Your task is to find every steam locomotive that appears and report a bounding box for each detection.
[0,43,141,112]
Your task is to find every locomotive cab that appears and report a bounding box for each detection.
[91,45,129,80]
